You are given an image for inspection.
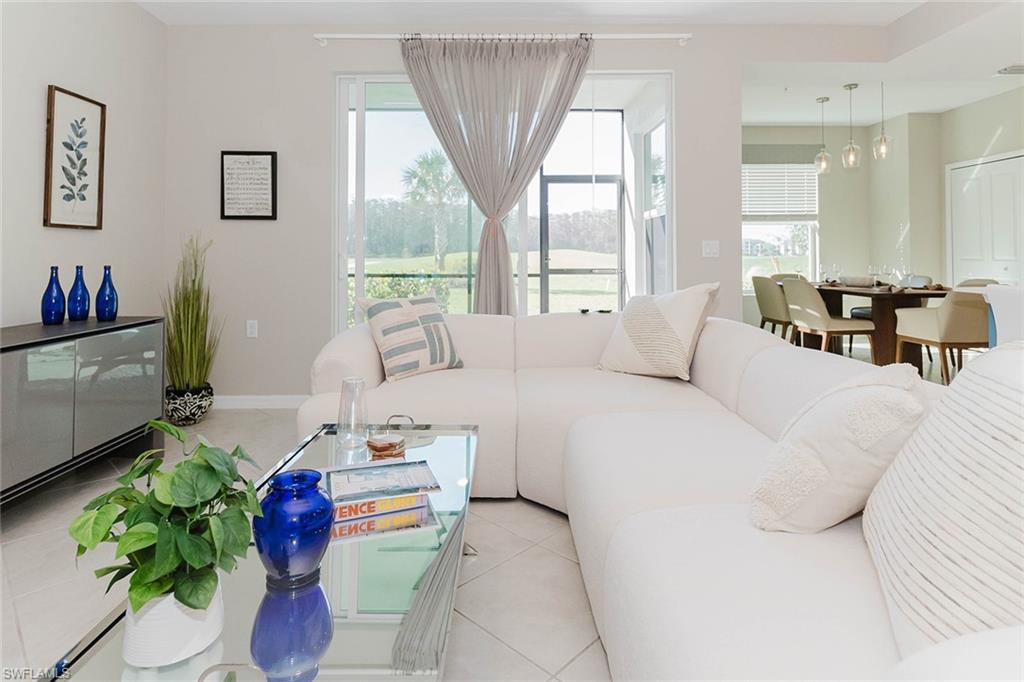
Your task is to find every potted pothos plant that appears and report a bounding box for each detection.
[69,420,261,667]
[163,235,223,426]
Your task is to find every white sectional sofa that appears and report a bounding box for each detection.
[298,312,957,680]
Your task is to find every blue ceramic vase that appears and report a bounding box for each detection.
[250,582,334,682]
[95,265,118,322]
[253,469,333,588]
[40,266,65,325]
[67,266,90,321]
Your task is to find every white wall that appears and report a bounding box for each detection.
[163,22,886,395]
[1,2,166,326]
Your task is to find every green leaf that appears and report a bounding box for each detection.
[69,504,119,550]
[128,573,173,613]
[153,470,175,507]
[94,563,132,579]
[197,446,238,486]
[216,552,237,573]
[148,419,186,444]
[61,166,77,186]
[218,507,251,557]
[207,515,224,560]
[147,489,172,516]
[116,449,164,486]
[105,566,133,594]
[124,502,161,528]
[76,543,87,558]
[170,461,220,507]
[231,445,258,467]
[138,519,182,583]
[244,480,263,517]
[173,568,218,610]
[175,527,214,569]
[115,522,158,558]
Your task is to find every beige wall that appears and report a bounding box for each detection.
[940,87,1024,166]
[1,2,166,326]
[164,23,886,395]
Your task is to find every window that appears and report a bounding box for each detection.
[643,122,668,294]
[741,163,818,289]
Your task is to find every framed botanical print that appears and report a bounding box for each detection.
[221,151,278,220]
[44,85,106,229]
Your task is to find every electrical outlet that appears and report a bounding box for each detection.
[246,320,258,338]
[702,240,720,258]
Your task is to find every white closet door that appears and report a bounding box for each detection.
[949,155,1024,285]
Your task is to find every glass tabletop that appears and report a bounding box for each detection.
[57,423,477,682]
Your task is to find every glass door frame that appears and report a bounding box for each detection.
[538,174,625,313]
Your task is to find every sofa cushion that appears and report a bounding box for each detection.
[516,367,724,512]
[514,312,618,369]
[297,369,517,498]
[884,626,1024,681]
[864,341,1024,658]
[689,317,785,410]
[751,363,928,534]
[602,504,899,681]
[736,344,876,440]
[564,410,772,634]
[598,283,719,380]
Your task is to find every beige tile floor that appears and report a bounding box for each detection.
[0,409,610,681]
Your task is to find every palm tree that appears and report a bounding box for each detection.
[401,149,466,272]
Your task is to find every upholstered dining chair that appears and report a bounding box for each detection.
[782,278,876,361]
[849,274,934,355]
[957,278,1000,287]
[769,273,807,282]
[752,276,791,338]
[895,291,989,384]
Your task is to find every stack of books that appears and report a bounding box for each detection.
[324,460,441,543]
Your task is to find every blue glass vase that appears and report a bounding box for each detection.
[250,582,334,682]
[253,469,333,588]
[67,266,90,321]
[40,266,65,325]
[95,265,118,322]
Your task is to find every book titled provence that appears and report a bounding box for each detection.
[325,459,440,505]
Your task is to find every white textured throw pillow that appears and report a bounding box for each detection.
[750,363,927,534]
[357,296,464,382]
[598,283,719,381]
[863,341,1024,659]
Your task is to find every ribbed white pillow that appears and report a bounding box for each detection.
[864,341,1024,658]
[598,283,718,381]
[750,363,927,533]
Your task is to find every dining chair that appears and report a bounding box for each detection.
[895,291,989,384]
[957,278,1000,287]
[751,276,790,337]
[782,278,875,361]
[849,275,934,355]
[769,273,807,282]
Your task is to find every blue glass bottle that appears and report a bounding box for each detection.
[250,582,334,682]
[95,265,118,322]
[40,266,66,325]
[67,266,90,321]
[253,470,333,589]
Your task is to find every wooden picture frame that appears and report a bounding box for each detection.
[44,85,106,229]
[220,151,277,220]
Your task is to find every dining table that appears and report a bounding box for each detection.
[806,283,949,372]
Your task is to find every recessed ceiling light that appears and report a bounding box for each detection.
[996,65,1024,75]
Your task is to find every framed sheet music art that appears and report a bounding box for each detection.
[221,151,277,220]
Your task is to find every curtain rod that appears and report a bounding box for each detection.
[313,32,692,46]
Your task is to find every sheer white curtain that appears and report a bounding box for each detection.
[401,36,592,314]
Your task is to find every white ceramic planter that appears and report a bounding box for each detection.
[122,581,224,668]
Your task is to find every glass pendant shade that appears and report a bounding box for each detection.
[842,140,861,168]
[815,148,832,175]
[873,132,892,160]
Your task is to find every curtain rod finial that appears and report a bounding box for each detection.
[316,36,327,47]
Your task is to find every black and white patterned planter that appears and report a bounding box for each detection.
[164,384,214,426]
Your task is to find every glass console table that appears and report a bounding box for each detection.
[52,423,477,682]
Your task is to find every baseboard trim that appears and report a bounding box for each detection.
[213,395,309,409]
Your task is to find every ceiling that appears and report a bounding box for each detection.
[138,1,925,27]
[742,1,1024,125]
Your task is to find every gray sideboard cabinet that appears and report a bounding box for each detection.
[1,317,164,502]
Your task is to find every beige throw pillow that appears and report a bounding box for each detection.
[598,283,719,381]
[357,296,463,382]
[750,363,927,534]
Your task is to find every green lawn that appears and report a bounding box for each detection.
[742,256,811,289]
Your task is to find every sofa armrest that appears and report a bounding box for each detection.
[310,324,385,394]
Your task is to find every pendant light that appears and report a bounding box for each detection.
[814,96,832,175]
[872,81,892,160]
[841,83,861,169]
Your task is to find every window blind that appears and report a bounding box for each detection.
[741,163,818,220]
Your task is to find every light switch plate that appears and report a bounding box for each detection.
[246,320,258,338]
[702,240,720,258]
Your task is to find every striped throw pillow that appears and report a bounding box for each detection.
[358,296,464,382]
[598,283,719,380]
[863,341,1024,658]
